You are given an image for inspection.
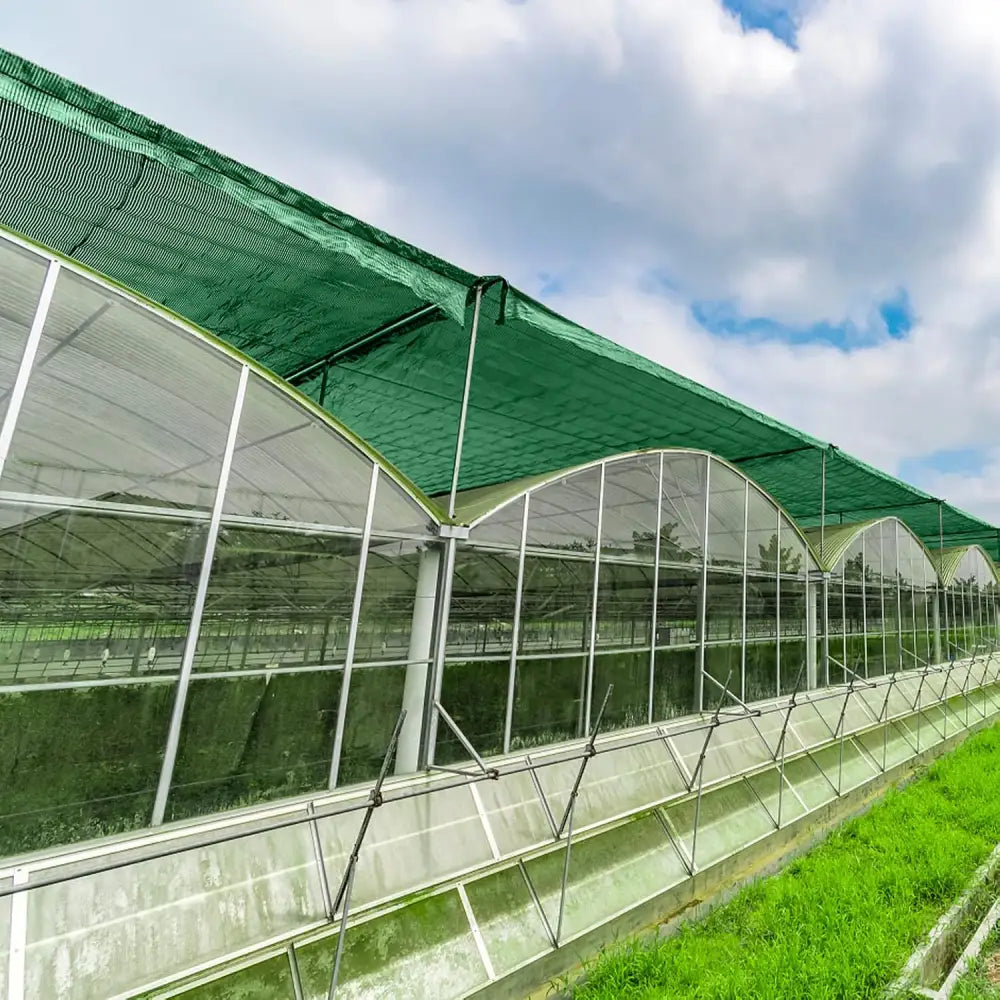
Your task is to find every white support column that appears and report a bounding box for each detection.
[820,573,830,688]
[932,588,942,665]
[806,580,818,689]
[695,457,712,712]
[584,463,606,730]
[395,544,442,774]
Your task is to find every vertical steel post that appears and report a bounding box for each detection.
[740,479,749,702]
[152,363,249,825]
[879,524,887,678]
[861,531,869,677]
[940,503,950,660]
[328,464,380,789]
[0,260,60,478]
[503,496,530,752]
[894,520,903,673]
[821,573,830,688]
[775,511,782,696]
[584,464,606,729]
[648,453,664,723]
[448,287,483,519]
[820,447,827,563]
[696,457,712,712]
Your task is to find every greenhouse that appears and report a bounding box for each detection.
[805,518,943,686]
[1,49,1000,1000]
[933,545,1000,661]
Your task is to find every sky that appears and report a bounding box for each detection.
[5,0,1000,521]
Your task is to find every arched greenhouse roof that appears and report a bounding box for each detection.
[0,49,998,558]
[0,225,442,532]
[449,448,818,564]
[932,545,1000,588]
[802,517,940,577]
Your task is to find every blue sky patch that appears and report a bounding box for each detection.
[690,289,915,348]
[721,0,803,48]
[898,448,986,484]
[878,288,913,339]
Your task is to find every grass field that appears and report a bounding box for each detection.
[568,721,1000,1000]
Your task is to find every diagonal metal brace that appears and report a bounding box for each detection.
[687,668,734,795]
[554,684,613,839]
[430,700,499,780]
[327,708,406,1000]
[773,660,807,763]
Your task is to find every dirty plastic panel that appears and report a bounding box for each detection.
[667,717,775,789]
[25,812,324,1000]
[745,770,805,827]
[786,702,836,750]
[780,753,839,813]
[854,725,913,772]
[464,866,552,976]
[471,769,554,858]
[316,783,494,909]
[805,740,879,796]
[523,814,687,942]
[751,707,807,757]
[664,780,774,870]
[532,734,686,831]
[295,889,487,1000]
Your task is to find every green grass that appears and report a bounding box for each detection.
[568,722,1000,1000]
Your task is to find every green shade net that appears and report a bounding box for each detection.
[0,48,996,560]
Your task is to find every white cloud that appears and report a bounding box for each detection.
[5,0,1000,518]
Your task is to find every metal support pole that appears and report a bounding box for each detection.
[328,464,379,789]
[821,573,830,688]
[556,684,613,838]
[423,536,458,767]
[776,514,782,696]
[820,446,827,561]
[552,685,613,944]
[327,710,406,1000]
[430,700,499,778]
[503,496,530,752]
[940,503,950,661]
[584,464,606,730]
[696,458,712,712]
[740,479,749,703]
[806,579,818,689]
[690,668,734,869]
[396,545,442,773]
[648,452,664,723]
[0,260,60,480]
[448,287,483,519]
[774,660,806,827]
[151,363,249,826]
